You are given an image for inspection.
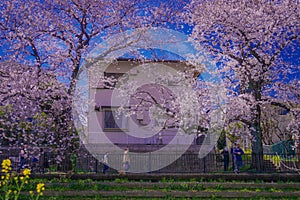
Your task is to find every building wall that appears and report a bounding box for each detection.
[87,60,199,146]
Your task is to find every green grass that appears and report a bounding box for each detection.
[12,177,300,200]
[19,178,300,192]
[37,196,300,200]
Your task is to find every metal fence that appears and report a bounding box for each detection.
[1,151,299,173]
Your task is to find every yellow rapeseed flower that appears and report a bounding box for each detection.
[36,183,45,195]
[1,159,11,173]
[1,159,11,169]
[23,168,31,178]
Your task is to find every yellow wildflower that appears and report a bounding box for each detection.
[23,168,31,178]
[1,159,11,169]
[36,183,45,195]
[1,159,11,173]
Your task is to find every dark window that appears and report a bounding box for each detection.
[104,73,125,88]
[104,108,128,131]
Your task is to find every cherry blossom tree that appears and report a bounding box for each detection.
[0,61,75,154]
[0,0,188,152]
[0,0,186,95]
[113,62,218,135]
[186,0,299,171]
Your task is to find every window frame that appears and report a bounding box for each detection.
[103,107,129,132]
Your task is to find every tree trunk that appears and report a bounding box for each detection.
[251,104,264,172]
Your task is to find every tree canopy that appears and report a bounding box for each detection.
[186,0,299,171]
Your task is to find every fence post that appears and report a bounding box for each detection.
[95,157,98,173]
[203,157,206,173]
[148,152,151,172]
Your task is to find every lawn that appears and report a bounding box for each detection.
[14,176,300,199]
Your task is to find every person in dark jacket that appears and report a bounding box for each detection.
[18,144,28,172]
[221,147,230,171]
[39,148,45,174]
[233,144,244,173]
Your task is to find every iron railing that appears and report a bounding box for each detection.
[1,151,299,173]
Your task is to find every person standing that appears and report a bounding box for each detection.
[233,144,244,173]
[39,148,45,174]
[122,147,130,173]
[18,144,28,172]
[221,147,230,171]
[102,152,109,174]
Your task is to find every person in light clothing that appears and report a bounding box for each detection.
[102,152,109,174]
[122,147,130,173]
